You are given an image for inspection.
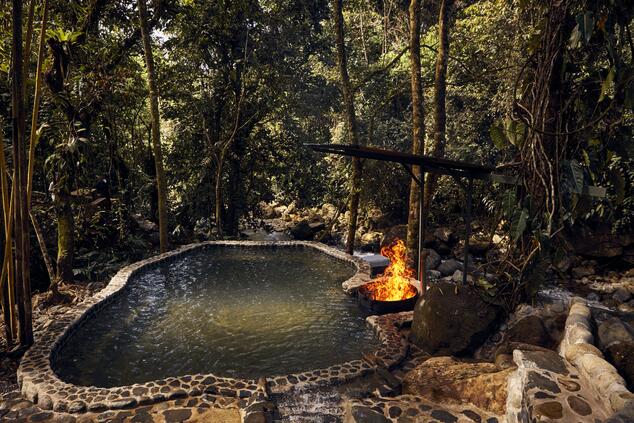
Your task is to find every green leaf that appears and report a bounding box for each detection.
[569,24,582,48]
[576,12,595,44]
[504,118,526,147]
[513,208,529,242]
[599,67,615,102]
[489,124,506,150]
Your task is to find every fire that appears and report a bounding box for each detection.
[364,238,417,301]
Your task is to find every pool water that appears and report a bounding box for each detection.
[53,246,380,387]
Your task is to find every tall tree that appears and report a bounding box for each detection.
[12,0,33,347]
[423,0,452,212]
[406,0,425,269]
[138,0,168,252]
[332,0,362,255]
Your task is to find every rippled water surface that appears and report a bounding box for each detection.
[53,246,379,387]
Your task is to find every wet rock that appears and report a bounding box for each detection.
[410,281,503,356]
[586,292,601,302]
[402,356,512,414]
[437,259,462,276]
[503,315,552,348]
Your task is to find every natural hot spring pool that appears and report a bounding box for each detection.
[52,245,380,387]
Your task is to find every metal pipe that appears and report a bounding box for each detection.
[463,177,473,285]
[418,172,426,293]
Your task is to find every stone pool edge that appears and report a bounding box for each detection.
[17,241,408,414]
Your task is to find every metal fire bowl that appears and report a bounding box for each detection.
[357,278,421,315]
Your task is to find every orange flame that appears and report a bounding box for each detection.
[364,238,417,301]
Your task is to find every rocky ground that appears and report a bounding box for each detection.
[2,269,633,422]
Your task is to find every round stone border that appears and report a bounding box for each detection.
[17,241,408,414]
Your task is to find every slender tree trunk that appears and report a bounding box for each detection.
[12,0,33,347]
[55,188,74,282]
[0,128,15,344]
[27,0,56,290]
[214,159,224,237]
[332,0,362,255]
[423,0,451,213]
[406,0,425,264]
[138,0,169,253]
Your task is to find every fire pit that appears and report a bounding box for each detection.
[358,239,421,314]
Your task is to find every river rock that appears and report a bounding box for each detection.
[572,266,595,278]
[597,318,634,388]
[321,203,337,220]
[424,248,441,270]
[410,281,503,356]
[433,227,454,244]
[503,315,552,348]
[366,208,389,229]
[437,259,462,276]
[402,356,512,414]
[289,220,324,240]
[360,231,383,251]
[613,287,632,303]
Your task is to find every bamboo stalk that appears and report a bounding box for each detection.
[0,130,15,343]
[0,175,16,341]
[27,0,49,207]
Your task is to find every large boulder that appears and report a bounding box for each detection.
[289,219,324,240]
[410,281,503,356]
[359,231,383,251]
[402,356,512,415]
[424,248,441,270]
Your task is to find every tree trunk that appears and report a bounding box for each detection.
[423,0,451,213]
[55,189,74,283]
[332,0,362,255]
[406,0,425,266]
[518,1,572,234]
[12,0,33,347]
[138,0,169,253]
[214,159,224,237]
